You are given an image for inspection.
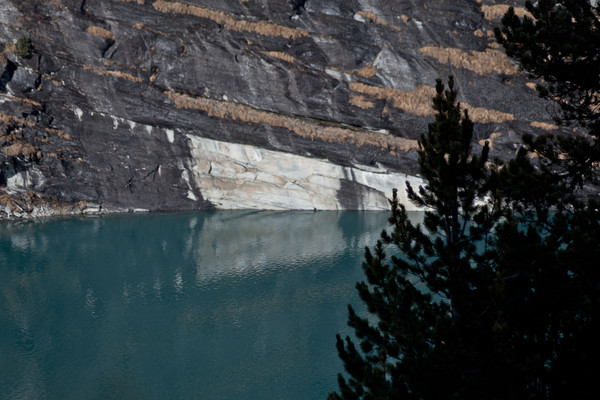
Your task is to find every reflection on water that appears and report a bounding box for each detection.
[188,211,383,285]
[0,211,396,400]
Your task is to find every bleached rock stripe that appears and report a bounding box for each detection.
[185,135,424,210]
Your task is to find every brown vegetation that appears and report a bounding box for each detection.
[10,97,42,108]
[419,46,518,75]
[478,132,503,151]
[357,11,402,31]
[531,121,558,130]
[349,82,515,123]
[350,82,435,117]
[481,5,532,21]
[349,95,375,109]
[152,1,309,40]
[0,190,86,218]
[0,111,34,128]
[355,63,377,78]
[1,43,16,59]
[2,142,36,158]
[166,91,418,153]
[0,111,68,138]
[86,26,116,41]
[264,51,296,64]
[83,64,143,83]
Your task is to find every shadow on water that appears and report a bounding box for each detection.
[0,210,407,400]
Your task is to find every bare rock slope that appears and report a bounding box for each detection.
[0,0,558,218]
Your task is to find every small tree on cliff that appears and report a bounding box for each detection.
[14,36,33,59]
[328,77,512,400]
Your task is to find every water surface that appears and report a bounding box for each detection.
[0,210,391,400]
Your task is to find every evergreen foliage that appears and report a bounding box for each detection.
[495,0,600,132]
[329,78,510,400]
[330,2,600,397]
[14,36,33,59]
[495,0,600,188]
[493,1,600,397]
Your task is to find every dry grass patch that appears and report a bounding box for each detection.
[86,26,115,41]
[420,46,518,75]
[2,43,16,58]
[0,193,31,213]
[264,51,296,64]
[350,82,436,117]
[482,5,532,21]
[478,132,503,151]
[83,65,143,83]
[349,95,375,109]
[103,59,137,69]
[46,76,63,87]
[166,91,417,153]
[2,142,36,158]
[350,82,515,124]
[9,97,42,108]
[117,0,145,4]
[0,111,34,127]
[0,111,69,138]
[531,121,558,130]
[487,41,501,49]
[356,63,377,78]
[357,11,402,31]
[0,190,87,217]
[464,106,515,124]
[153,0,309,40]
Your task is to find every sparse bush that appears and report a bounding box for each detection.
[14,36,33,59]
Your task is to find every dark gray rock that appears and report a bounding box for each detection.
[0,0,568,218]
[5,66,40,94]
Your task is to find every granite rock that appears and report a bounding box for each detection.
[0,0,564,218]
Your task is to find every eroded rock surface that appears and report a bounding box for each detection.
[0,0,562,218]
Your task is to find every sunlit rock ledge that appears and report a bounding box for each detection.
[185,135,424,211]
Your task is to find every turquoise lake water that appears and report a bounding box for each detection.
[0,210,393,400]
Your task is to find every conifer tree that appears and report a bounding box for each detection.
[330,2,600,398]
[495,0,600,188]
[328,78,509,400]
[14,36,33,59]
[491,2,600,397]
[495,0,600,133]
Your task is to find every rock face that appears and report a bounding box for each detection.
[185,135,422,210]
[0,0,560,218]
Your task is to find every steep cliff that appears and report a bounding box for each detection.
[0,0,562,218]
